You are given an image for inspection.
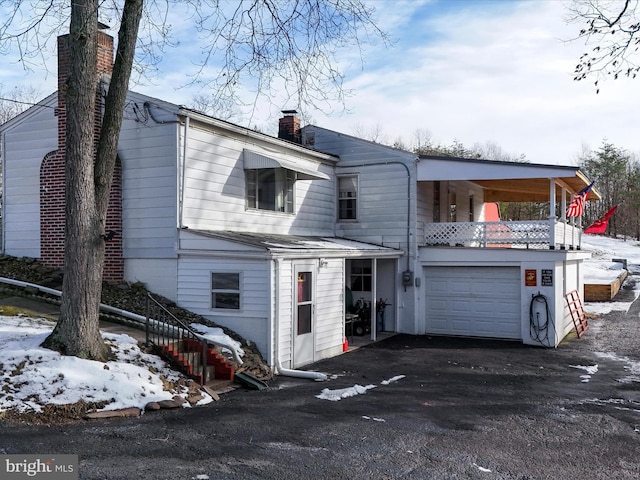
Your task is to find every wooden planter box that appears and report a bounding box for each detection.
[584,270,628,302]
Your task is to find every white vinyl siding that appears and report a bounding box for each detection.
[315,258,345,359]
[304,126,415,251]
[124,258,178,301]
[276,260,293,367]
[118,102,179,259]
[180,124,335,236]
[1,96,58,257]
[177,256,271,357]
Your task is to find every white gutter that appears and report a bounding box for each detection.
[272,258,327,381]
[0,276,244,365]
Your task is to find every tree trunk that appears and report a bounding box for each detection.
[42,0,107,359]
[42,0,143,361]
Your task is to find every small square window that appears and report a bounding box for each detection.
[211,272,240,310]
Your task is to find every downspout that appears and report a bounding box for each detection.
[177,115,189,259]
[273,258,327,381]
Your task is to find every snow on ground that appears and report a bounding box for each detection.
[0,316,214,413]
[316,375,406,401]
[0,234,638,415]
[582,234,640,315]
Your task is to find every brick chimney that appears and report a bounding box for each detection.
[56,31,114,149]
[278,110,301,143]
[40,28,124,282]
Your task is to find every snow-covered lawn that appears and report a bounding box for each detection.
[582,234,640,315]
[0,316,214,413]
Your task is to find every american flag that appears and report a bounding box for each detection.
[566,182,594,218]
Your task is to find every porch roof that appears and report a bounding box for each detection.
[187,230,402,258]
[417,156,601,203]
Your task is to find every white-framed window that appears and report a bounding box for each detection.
[246,168,295,213]
[350,259,371,292]
[211,272,241,310]
[338,175,358,220]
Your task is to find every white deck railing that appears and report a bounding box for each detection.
[422,220,582,249]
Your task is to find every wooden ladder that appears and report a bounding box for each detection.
[565,290,589,338]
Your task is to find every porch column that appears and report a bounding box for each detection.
[371,258,378,342]
[549,178,556,249]
[560,186,567,249]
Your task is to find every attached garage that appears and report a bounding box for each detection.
[424,266,521,340]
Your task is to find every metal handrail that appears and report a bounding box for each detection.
[145,293,210,384]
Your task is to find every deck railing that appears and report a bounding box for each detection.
[422,220,582,249]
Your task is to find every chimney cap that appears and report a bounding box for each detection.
[281,109,298,116]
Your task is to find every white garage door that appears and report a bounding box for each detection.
[424,266,521,339]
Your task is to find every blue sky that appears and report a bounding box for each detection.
[1,0,638,165]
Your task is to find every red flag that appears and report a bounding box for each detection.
[566,182,594,218]
[584,205,618,234]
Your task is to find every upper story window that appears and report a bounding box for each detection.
[338,175,358,220]
[211,272,241,310]
[246,168,295,213]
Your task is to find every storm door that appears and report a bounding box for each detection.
[293,264,315,367]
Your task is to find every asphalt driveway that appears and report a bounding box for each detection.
[2,283,640,479]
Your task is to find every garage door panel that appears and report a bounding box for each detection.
[427,282,448,296]
[450,283,472,295]
[474,302,497,315]
[424,266,521,340]
[451,299,471,314]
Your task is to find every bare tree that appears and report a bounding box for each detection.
[568,0,640,89]
[351,122,387,143]
[0,0,386,360]
[0,85,41,125]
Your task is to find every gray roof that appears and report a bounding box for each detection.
[188,230,402,257]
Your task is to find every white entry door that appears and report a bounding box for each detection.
[293,263,315,367]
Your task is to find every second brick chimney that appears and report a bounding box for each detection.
[278,110,301,143]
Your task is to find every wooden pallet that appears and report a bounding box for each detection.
[565,290,589,338]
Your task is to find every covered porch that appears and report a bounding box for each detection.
[417,156,600,250]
